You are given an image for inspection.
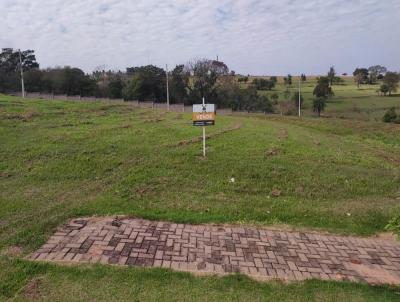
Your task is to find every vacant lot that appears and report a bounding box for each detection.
[1,95,400,300]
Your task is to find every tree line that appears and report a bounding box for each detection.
[2,48,398,116]
[0,48,274,112]
[352,65,399,95]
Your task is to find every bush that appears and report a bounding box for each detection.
[238,76,248,83]
[382,107,398,123]
[385,215,400,238]
[313,97,326,117]
[252,78,275,90]
[380,84,389,96]
[271,93,279,105]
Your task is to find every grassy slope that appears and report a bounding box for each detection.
[253,76,400,121]
[1,95,400,300]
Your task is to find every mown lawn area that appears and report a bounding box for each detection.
[1,95,400,300]
[2,257,400,302]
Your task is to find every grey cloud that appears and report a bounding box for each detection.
[0,0,399,75]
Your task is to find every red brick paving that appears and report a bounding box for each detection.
[30,217,400,285]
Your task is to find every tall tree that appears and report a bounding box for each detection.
[379,84,389,96]
[169,64,189,103]
[108,75,125,99]
[124,65,166,101]
[382,72,400,95]
[283,74,292,86]
[184,59,229,104]
[0,48,39,92]
[327,66,335,86]
[313,77,334,98]
[292,91,304,109]
[353,68,368,88]
[368,65,387,84]
[214,76,241,109]
[313,97,326,117]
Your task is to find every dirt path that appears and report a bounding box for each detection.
[30,217,400,285]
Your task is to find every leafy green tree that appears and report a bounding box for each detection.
[301,74,306,82]
[382,72,400,95]
[169,64,189,103]
[124,65,166,101]
[284,74,292,86]
[214,76,241,108]
[270,76,278,85]
[0,48,39,72]
[353,68,368,88]
[108,75,125,99]
[368,65,387,84]
[313,77,334,98]
[253,95,273,113]
[0,48,39,92]
[271,93,279,104]
[237,76,248,83]
[292,91,304,109]
[380,84,389,96]
[63,67,96,95]
[185,59,229,104]
[229,86,273,113]
[33,67,96,96]
[313,97,326,117]
[327,66,335,86]
[252,78,275,90]
[283,88,291,100]
[24,69,43,92]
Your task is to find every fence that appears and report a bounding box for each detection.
[9,92,233,115]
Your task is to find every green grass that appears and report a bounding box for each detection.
[1,94,400,300]
[1,257,399,302]
[254,76,400,121]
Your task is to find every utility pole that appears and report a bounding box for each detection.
[202,97,206,157]
[18,49,25,98]
[166,64,170,111]
[298,75,301,117]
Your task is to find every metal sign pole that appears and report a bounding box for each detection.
[203,127,206,157]
[202,97,206,157]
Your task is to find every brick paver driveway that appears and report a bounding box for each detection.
[30,217,400,285]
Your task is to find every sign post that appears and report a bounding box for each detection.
[192,98,215,157]
[202,97,206,157]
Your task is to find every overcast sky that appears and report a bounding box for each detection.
[1,0,399,75]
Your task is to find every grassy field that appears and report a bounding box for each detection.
[251,76,400,121]
[2,258,400,302]
[1,94,400,300]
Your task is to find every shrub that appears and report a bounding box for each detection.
[382,107,398,123]
[385,215,400,238]
[238,76,248,83]
[380,84,389,96]
[313,97,326,117]
[252,78,275,90]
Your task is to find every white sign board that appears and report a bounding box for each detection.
[193,104,215,113]
[192,104,215,126]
